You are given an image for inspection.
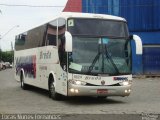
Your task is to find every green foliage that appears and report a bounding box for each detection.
[0,50,14,63]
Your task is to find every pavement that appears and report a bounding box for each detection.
[0,69,160,120]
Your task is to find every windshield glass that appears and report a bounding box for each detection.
[68,37,131,75]
[67,18,131,75]
[68,18,129,38]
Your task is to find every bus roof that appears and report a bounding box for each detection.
[16,12,126,35]
[59,12,126,21]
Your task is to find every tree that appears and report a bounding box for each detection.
[0,48,2,61]
[0,50,14,63]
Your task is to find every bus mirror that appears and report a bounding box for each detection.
[131,35,142,55]
[65,31,72,52]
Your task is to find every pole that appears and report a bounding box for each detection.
[11,42,14,64]
[0,35,2,61]
[0,25,19,61]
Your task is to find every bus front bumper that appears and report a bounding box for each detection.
[68,84,131,97]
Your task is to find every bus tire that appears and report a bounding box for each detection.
[2,65,6,70]
[20,72,28,90]
[49,79,61,100]
[97,96,107,99]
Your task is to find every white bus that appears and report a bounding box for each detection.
[14,12,142,100]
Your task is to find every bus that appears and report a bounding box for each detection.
[14,12,142,100]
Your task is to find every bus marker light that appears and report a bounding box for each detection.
[123,81,129,86]
[75,81,81,85]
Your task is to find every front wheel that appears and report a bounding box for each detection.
[49,80,62,100]
[2,65,6,70]
[97,96,107,99]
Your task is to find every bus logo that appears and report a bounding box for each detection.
[101,80,105,85]
[113,77,128,81]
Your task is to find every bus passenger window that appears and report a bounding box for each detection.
[15,34,26,45]
[58,35,67,70]
[47,34,56,46]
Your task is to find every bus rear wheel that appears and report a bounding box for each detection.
[20,73,28,90]
[49,79,62,100]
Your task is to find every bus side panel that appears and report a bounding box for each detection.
[14,46,68,96]
[44,46,68,96]
[14,48,40,87]
[38,46,59,90]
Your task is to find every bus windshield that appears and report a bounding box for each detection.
[67,18,131,76]
[67,18,129,38]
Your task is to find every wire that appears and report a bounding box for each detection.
[0,25,19,40]
[0,3,160,8]
[0,3,64,8]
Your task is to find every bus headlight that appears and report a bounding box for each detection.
[120,81,129,86]
[75,80,81,85]
[69,80,87,86]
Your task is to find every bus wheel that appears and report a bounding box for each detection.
[20,73,28,90]
[97,96,107,99]
[49,80,61,100]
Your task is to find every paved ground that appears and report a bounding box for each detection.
[0,69,160,119]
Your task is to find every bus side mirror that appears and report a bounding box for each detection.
[65,31,72,52]
[130,35,142,55]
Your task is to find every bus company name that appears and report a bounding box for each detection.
[113,77,128,81]
[85,76,101,80]
[40,51,51,59]
[73,75,101,80]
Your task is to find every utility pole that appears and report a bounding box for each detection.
[11,42,14,64]
[0,47,2,62]
[0,10,2,61]
[0,25,19,50]
[0,35,2,62]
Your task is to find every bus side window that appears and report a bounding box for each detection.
[15,33,27,50]
[16,34,26,45]
[46,26,57,46]
[47,34,56,46]
[47,20,57,46]
[58,34,67,70]
[57,18,66,70]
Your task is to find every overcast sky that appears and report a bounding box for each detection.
[0,0,67,51]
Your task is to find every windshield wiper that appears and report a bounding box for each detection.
[104,45,120,74]
[87,51,101,74]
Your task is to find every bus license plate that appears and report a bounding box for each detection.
[97,89,108,94]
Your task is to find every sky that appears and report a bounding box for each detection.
[0,0,67,51]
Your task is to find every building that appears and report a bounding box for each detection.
[63,0,160,75]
